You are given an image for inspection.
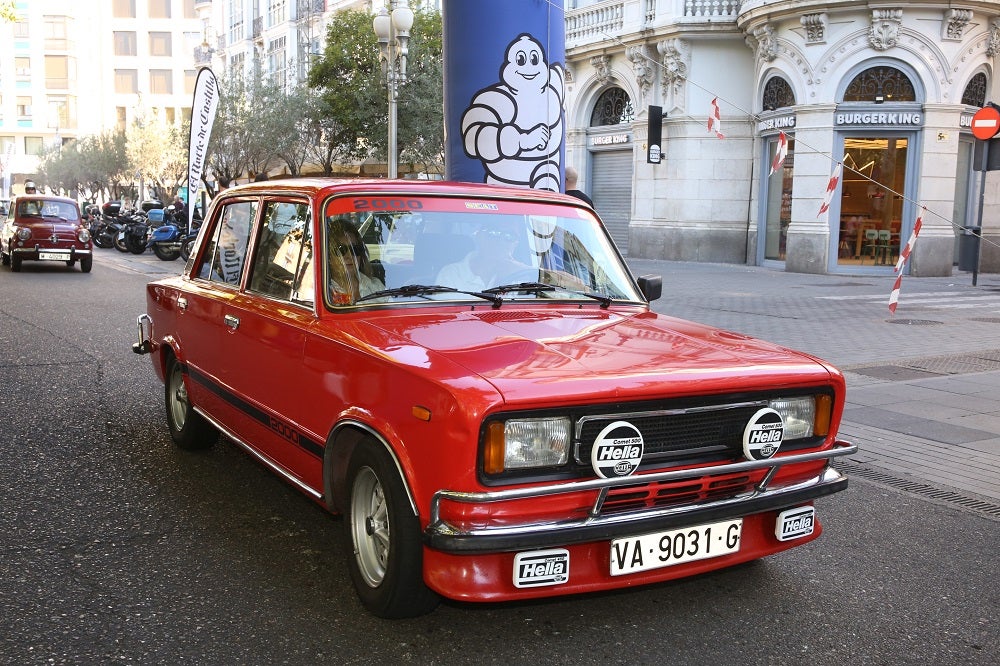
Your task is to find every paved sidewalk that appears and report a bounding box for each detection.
[627,258,1000,514]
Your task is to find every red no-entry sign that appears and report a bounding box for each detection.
[971,106,1000,140]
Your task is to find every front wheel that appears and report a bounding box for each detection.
[165,356,217,450]
[80,255,93,273]
[345,442,439,618]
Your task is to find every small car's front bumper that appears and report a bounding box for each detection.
[425,441,857,553]
[12,245,92,262]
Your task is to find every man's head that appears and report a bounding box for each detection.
[23,180,37,194]
[565,167,579,188]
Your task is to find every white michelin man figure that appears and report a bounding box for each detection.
[461,33,565,191]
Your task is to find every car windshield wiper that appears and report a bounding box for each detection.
[484,282,614,308]
[356,284,503,307]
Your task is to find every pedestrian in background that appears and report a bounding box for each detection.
[564,167,593,206]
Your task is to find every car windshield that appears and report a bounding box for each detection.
[18,200,79,221]
[321,195,642,308]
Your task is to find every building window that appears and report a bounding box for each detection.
[962,73,987,107]
[590,88,634,126]
[842,66,916,103]
[13,19,28,38]
[183,0,197,19]
[15,57,31,80]
[762,76,795,111]
[45,56,71,90]
[184,70,197,95]
[150,70,173,94]
[44,16,70,50]
[17,97,32,118]
[48,97,75,130]
[115,31,137,56]
[149,0,171,19]
[115,69,139,94]
[116,107,128,131]
[113,0,136,18]
[149,32,173,57]
[25,137,45,156]
[268,0,287,27]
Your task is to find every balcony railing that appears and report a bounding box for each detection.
[567,1,741,48]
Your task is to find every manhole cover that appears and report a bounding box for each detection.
[848,365,942,380]
[886,318,943,325]
[969,317,1000,323]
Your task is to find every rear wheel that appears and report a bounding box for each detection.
[153,245,181,261]
[345,442,439,618]
[165,356,217,450]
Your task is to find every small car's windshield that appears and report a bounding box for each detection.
[17,200,79,221]
[322,195,642,307]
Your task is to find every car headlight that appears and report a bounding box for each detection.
[768,395,832,440]
[77,228,91,243]
[16,227,31,241]
[484,417,570,474]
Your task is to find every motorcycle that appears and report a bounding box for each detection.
[112,209,149,254]
[145,205,183,261]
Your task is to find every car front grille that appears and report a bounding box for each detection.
[574,401,766,466]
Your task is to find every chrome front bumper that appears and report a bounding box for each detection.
[425,441,858,553]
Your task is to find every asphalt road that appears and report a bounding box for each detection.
[0,249,996,665]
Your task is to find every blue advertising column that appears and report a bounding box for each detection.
[443,0,565,191]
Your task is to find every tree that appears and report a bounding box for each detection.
[307,7,444,174]
[127,109,187,201]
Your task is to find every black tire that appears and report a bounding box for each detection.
[180,238,196,262]
[345,442,439,618]
[153,245,181,261]
[65,259,75,267]
[80,255,93,273]
[93,233,113,249]
[1,250,9,266]
[165,356,217,450]
[11,254,21,272]
[113,233,129,253]
[126,233,147,255]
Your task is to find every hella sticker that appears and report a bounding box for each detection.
[591,421,644,478]
[776,506,816,541]
[513,549,570,588]
[742,407,784,461]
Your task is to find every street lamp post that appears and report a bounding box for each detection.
[372,1,413,179]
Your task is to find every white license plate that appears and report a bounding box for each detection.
[610,518,742,576]
[38,251,70,261]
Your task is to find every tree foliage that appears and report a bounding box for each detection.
[308,7,444,174]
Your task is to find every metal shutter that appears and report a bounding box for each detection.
[591,150,634,254]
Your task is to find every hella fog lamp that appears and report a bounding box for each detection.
[484,417,570,474]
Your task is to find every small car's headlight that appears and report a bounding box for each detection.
[16,227,31,241]
[77,228,91,243]
[768,395,831,440]
[484,417,570,474]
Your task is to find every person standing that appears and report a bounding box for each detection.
[564,166,593,206]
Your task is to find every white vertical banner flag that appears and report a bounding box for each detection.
[187,67,220,231]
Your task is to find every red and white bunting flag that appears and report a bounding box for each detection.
[888,273,904,314]
[889,215,924,313]
[817,162,843,217]
[707,97,724,139]
[769,131,788,176]
[894,215,923,274]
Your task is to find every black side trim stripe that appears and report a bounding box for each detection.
[185,364,325,459]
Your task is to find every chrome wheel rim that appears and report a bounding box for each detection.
[168,365,189,431]
[350,466,389,587]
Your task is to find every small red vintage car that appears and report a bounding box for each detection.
[134,178,855,618]
[0,195,93,272]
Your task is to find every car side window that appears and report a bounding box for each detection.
[247,201,314,306]
[197,200,257,285]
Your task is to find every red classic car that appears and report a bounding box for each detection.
[1,195,93,272]
[134,178,855,618]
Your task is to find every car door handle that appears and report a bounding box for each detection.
[224,314,240,330]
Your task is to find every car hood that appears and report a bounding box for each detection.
[361,308,835,405]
